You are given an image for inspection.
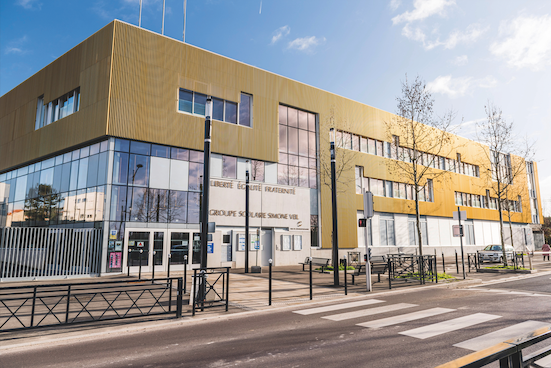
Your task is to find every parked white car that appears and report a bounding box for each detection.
[478,244,515,263]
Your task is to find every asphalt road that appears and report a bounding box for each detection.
[3,274,551,368]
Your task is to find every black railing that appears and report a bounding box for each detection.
[0,277,183,332]
[192,267,230,316]
[387,254,438,289]
[437,326,551,367]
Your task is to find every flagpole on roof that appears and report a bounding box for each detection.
[183,0,187,42]
[139,0,143,27]
[162,0,166,35]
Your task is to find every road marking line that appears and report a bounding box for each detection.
[400,313,501,339]
[293,299,385,315]
[356,308,455,329]
[454,320,550,351]
[322,303,417,321]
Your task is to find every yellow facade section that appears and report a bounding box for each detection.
[0,20,543,250]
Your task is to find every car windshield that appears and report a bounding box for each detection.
[484,245,502,251]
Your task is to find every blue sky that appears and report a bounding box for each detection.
[1,0,550,215]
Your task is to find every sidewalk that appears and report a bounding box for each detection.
[2,256,551,350]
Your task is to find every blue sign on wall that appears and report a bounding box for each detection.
[207,242,214,254]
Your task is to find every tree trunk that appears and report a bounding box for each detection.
[497,182,507,266]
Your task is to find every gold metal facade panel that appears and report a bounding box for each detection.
[0,23,114,172]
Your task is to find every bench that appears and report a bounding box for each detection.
[299,257,331,273]
[351,256,389,284]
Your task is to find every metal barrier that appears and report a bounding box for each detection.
[387,254,438,289]
[436,325,551,368]
[0,227,102,281]
[192,267,230,316]
[0,277,183,331]
[467,252,479,272]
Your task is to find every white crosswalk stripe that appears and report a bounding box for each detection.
[454,321,550,351]
[322,303,417,321]
[293,299,385,315]
[356,307,455,329]
[399,313,501,339]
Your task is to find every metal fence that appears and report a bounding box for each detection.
[192,267,230,316]
[0,227,102,281]
[0,278,183,331]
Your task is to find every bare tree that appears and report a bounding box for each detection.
[385,75,457,257]
[476,102,535,266]
[318,106,358,192]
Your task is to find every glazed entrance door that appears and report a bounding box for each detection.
[126,231,151,274]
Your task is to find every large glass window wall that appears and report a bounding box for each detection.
[0,141,109,227]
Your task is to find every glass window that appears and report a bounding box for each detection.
[113,152,129,185]
[288,107,298,127]
[127,187,148,222]
[168,190,188,223]
[298,110,307,130]
[288,155,298,167]
[72,149,80,161]
[279,153,288,165]
[60,162,71,193]
[194,93,207,116]
[178,89,193,113]
[115,138,130,152]
[308,112,316,132]
[213,98,224,121]
[100,140,108,152]
[225,101,237,124]
[85,187,97,222]
[251,160,264,182]
[35,96,44,130]
[355,167,363,194]
[69,161,79,191]
[299,167,308,187]
[188,162,204,191]
[288,127,298,155]
[97,151,108,186]
[77,158,88,189]
[309,132,316,158]
[52,166,62,194]
[278,164,288,185]
[239,93,252,127]
[336,131,343,148]
[42,158,55,169]
[63,152,72,163]
[148,189,168,223]
[151,144,170,158]
[128,154,149,186]
[279,105,287,125]
[90,143,100,156]
[130,141,150,156]
[171,147,189,161]
[376,141,383,156]
[87,153,99,187]
[380,214,395,246]
[95,185,106,221]
[289,166,299,186]
[299,156,309,168]
[360,137,368,153]
[80,146,90,158]
[299,129,309,157]
[189,150,204,163]
[352,135,360,151]
[279,125,288,153]
[110,185,128,221]
[385,181,393,198]
[187,192,200,223]
[222,156,237,179]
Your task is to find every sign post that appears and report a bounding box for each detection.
[364,191,374,292]
[453,208,467,279]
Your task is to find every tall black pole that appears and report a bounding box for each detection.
[200,97,212,269]
[458,206,466,279]
[245,167,250,273]
[330,129,339,286]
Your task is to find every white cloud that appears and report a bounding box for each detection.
[287,36,326,52]
[271,25,290,44]
[452,55,468,66]
[4,36,29,55]
[490,15,551,71]
[392,0,455,25]
[403,23,488,50]
[427,75,497,98]
[16,0,41,10]
[389,0,401,12]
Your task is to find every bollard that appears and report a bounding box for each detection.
[442,252,445,274]
[138,249,143,280]
[309,256,313,300]
[269,259,273,306]
[468,254,471,272]
[167,253,171,279]
[183,255,188,294]
[388,257,392,290]
[127,249,131,277]
[344,258,348,296]
[176,278,183,318]
[434,256,438,284]
[151,251,156,283]
[455,250,459,274]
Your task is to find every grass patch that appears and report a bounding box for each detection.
[397,272,455,280]
[485,265,529,271]
[316,265,355,271]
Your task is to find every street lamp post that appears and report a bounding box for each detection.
[245,162,250,273]
[200,97,213,269]
[330,128,339,286]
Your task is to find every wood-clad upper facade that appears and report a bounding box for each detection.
[0,20,543,251]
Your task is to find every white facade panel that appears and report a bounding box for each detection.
[169,159,189,191]
[149,157,170,189]
[264,162,277,184]
[210,154,222,178]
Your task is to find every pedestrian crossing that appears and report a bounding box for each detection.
[292,299,551,353]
